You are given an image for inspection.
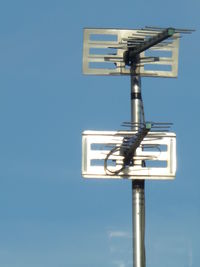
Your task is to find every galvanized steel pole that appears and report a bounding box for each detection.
[131,74,146,267]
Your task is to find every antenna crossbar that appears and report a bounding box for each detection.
[123,28,175,66]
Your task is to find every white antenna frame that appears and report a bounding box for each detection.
[82,130,176,179]
[83,28,180,77]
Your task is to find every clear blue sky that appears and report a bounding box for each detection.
[0,0,199,266]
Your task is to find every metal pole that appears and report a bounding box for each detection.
[131,75,146,267]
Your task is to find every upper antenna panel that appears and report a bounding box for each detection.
[83,27,192,78]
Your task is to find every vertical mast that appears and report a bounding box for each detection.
[131,74,145,267]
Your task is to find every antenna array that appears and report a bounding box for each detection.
[81,25,194,267]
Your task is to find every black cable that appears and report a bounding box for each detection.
[104,146,125,175]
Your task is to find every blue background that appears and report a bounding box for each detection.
[0,0,199,266]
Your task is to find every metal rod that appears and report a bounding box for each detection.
[131,73,146,267]
[132,180,145,267]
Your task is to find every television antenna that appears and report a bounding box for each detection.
[81,26,194,267]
